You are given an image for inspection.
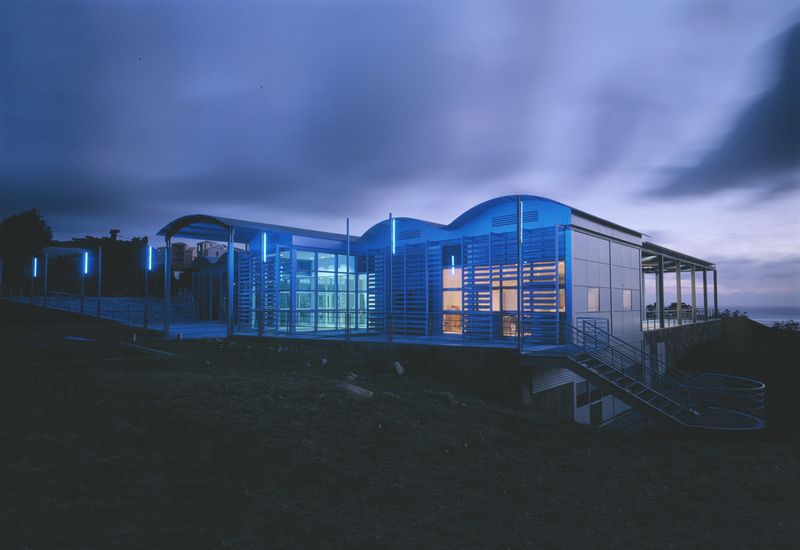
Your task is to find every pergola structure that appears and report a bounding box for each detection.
[157,214,355,338]
[641,242,718,331]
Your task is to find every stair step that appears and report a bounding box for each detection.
[662,404,683,417]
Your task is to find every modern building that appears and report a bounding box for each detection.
[158,195,763,430]
[196,240,227,261]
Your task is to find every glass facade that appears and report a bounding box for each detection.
[274,249,360,333]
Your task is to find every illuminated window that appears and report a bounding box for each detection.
[441,245,462,334]
[588,287,600,312]
[623,289,632,311]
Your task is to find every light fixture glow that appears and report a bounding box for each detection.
[33,257,38,278]
[147,246,153,271]
[262,231,267,263]
[83,251,88,275]
[391,218,396,255]
[450,255,455,276]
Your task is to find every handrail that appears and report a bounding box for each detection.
[547,321,692,410]
[570,320,696,386]
[541,320,766,423]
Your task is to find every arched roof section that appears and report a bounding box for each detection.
[157,214,351,244]
[446,195,569,230]
[158,214,236,242]
[358,217,445,243]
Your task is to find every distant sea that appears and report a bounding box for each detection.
[724,306,800,327]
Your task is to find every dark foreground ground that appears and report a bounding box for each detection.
[1,301,799,548]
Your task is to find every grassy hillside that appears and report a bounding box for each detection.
[1,301,798,548]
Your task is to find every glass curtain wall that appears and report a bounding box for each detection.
[282,249,359,333]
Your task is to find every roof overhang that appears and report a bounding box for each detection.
[157,214,353,244]
[642,241,715,271]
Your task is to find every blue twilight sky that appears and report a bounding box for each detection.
[1,1,799,306]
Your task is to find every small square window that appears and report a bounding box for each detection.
[587,287,600,312]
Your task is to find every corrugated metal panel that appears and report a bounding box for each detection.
[531,366,576,394]
[398,228,421,240]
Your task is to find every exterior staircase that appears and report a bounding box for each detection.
[569,351,698,426]
[524,321,766,431]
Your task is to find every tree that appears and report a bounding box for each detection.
[0,209,53,260]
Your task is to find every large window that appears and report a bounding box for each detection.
[588,287,600,312]
[441,244,462,334]
[280,249,361,332]
[622,289,632,311]
[490,264,518,336]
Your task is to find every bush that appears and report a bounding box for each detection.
[772,320,800,332]
[720,309,749,318]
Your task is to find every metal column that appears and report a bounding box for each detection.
[656,255,664,329]
[388,213,393,344]
[144,257,149,329]
[227,226,235,338]
[702,269,708,320]
[80,250,86,315]
[258,231,265,337]
[96,246,102,318]
[690,265,696,322]
[163,237,171,337]
[516,196,523,351]
[346,218,350,341]
[676,262,682,326]
[43,252,48,308]
[713,269,718,318]
[30,256,35,305]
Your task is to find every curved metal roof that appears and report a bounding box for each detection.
[157,195,642,245]
[446,195,568,229]
[157,214,352,244]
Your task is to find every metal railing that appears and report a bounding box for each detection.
[642,309,720,331]
[535,320,765,426]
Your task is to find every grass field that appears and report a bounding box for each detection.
[1,301,798,548]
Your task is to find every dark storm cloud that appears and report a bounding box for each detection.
[659,21,800,198]
[1,0,557,236]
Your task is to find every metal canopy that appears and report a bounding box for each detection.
[157,214,356,244]
[642,241,715,271]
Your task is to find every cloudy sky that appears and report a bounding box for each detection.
[2,0,799,306]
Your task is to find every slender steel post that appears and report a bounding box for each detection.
[144,261,149,329]
[164,237,172,337]
[144,244,151,329]
[676,261,682,326]
[346,217,351,341]
[690,265,696,322]
[80,251,86,314]
[258,231,265,337]
[43,252,48,308]
[713,269,718,318]
[656,255,664,329]
[516,196,523,351]
[227,226,235,338]
[388,213,393,344]
[702,269,708,320]
[639,249,645,329]
[96,246,102,318]
[30,256,35,305]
